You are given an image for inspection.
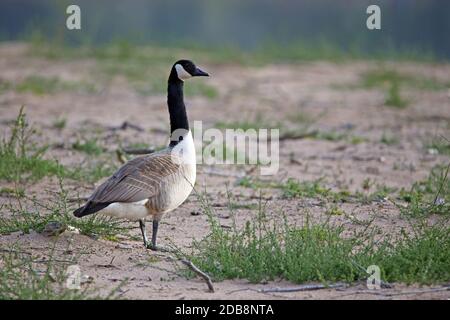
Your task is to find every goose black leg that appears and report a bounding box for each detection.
[150,220,159,251]
[142,219,171,252]
[139,219,150,248]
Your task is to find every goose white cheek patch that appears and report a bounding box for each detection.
[175,64,192,81]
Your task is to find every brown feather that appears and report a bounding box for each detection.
[87,151,181,205]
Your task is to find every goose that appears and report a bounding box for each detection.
[73,59,209,250]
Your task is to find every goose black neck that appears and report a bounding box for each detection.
[167,78,189,135]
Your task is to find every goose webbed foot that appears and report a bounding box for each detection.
[147,244,174,253]
[140,219,166,251]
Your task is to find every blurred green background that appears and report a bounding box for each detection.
[1,0,449,61]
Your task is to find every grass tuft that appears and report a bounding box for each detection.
[72,138,103,156]
[0,177,129,239]
[188,196,450,284]
[385,81,408,108]
[358,68,450,109]
[399,164,450,216]
[0,107,66,181]
[0,244,124,299]
[0,108,115,183]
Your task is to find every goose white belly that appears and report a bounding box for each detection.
[99,199,149,221]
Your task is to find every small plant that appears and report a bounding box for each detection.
[356,184,397,204]
[0,176,129,239]
[399,163,450,216]
[0,108,117,183]
[425,137,450,155]
[281,178,330,199]
[72,138,103,156]
[325,205,344,216]
[53,118,67,130]
[236,177,278,190]
[385,81,408,108]
[308,130,366,144]
[0,244,124,299]
[0,107,66,181]
[0,187,25,198]
[359,68,450,109]
[362,178,373,190]
[0,248,88,299]
[238,177,352,203]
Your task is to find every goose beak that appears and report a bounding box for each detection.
[192,67,209,77]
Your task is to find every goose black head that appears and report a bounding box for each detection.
[170,59,209,82]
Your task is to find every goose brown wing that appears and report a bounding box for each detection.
[87,152,181,204]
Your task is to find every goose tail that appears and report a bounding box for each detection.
[73,202,110,218]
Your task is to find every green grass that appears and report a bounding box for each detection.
[281,178,331,199]
[361,69,450,91]
[399,164,450,216]
[15,75,96,95]
[0,243,124,299]
[238,163,449,214]
[0,107,67,181]
[0,248,89,299]
[0,177,129,239]
[355,184,398,204]
[425,137,450,156]
[25,40,443,100]
[52,118,67,130]
[238,177,352,203]
[0,187,25,198]
[215,114,278,131]
[310,130,366,144]
[187,196,450,284]
[385,81,408,108]
[0,107,115,183]
[357,68,450,109]
[238,176,405,206]
[237,177,279,190]
[185,82,218,99]
[27,36,443,74]
[33,41,218,98]
[72,138,104,156]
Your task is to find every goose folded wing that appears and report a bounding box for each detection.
[87,153,180,204]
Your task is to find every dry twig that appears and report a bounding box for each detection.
[181,259,214,293]
[109,121,144,132]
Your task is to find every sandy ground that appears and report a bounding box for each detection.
[0,43,449,300]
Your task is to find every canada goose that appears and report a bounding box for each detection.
[74,60,209,250]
